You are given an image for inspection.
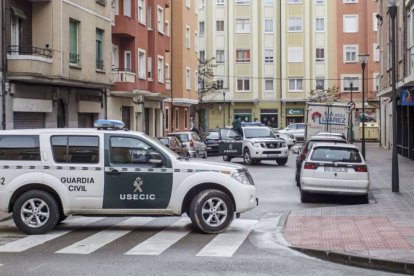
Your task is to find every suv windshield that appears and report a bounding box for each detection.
[311,147,362,163]
[244,128,275,139]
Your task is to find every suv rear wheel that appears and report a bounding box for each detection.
[223,155,232,162]
[189,189,234,234]
[13,190,60,235]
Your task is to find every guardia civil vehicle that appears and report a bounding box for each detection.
[0,120,257,235]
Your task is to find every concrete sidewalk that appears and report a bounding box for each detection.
[283,144,414,273]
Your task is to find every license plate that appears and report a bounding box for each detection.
[324,167,348,172]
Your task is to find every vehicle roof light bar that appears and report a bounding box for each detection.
[94,119,126,130]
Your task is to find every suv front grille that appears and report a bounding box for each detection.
[264,142,281,149]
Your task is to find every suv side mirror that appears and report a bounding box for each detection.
[148,152,163,165]
[234,135,242,140]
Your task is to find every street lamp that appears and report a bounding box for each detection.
[223,91,226,128]
[388,0,399,192]
[358,53,369,159]
[350,82,354,144]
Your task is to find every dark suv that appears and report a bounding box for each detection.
[294,135,347,187]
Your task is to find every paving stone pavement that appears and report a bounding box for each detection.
[284,143,414,265]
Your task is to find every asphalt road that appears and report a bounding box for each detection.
[0,150,394,276]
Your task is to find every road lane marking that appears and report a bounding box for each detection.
[125,218,192,256]
[196,219,257,257]
[56,217,154,255]
[0,217,103,253]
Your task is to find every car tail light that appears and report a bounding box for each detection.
[304,162,319,170]
[354,165,368,172]
[300,154,305,161]
[190,140,194,147]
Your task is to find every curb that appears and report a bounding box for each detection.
[289,246,414,275]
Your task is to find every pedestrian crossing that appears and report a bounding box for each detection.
[0,216,258,258]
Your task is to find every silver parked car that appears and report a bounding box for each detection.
[299,143,369,203]
[168,132,207,158]
[278,123,305,141]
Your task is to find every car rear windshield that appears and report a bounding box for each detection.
[171,134,189,142]
[310,147,362,163]
[206,132,219,139]
[307,140,346,151]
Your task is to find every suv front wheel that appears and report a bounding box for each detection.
[243,149,253,165]
[13,190,60,235]
[276,157,288,166]
[189,189,234,234]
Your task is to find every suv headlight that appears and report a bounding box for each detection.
[231,171,253,185]
[252,142,262,148]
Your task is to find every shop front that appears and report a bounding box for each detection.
[285,107,305,126]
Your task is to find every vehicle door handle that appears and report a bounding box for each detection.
[106,169,121,176]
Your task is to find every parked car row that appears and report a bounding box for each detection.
[158,132,207,159]
[293,132,369,204]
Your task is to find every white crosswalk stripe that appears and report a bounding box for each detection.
[0,217,104,253]
[124,218,192,256]
[196,219,257,257]
[56,217,154,255]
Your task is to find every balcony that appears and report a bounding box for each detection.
[112,15,137,38]
[111,68,136,83]
[7,45,54,78]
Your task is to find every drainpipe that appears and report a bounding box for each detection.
[170,0,174,132]
[279,1,283,129]
[1,0,7,130]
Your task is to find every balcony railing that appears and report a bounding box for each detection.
[96,59,104,70]
[69,53,80,65]
[111,68,136,83]
[8,45,53,58]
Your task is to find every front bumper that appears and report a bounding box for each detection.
[234,184,258,213]
[250,148,289,159]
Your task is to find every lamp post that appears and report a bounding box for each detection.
[389,0,399,192]
[223,91,226,128]
[358,53,369,159]
[350,82,354,144]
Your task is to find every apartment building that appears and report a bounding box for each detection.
[336,0,380,140]
[0,1,4,129]
[378,0,414,161]
[198,0,336,130]
[109,0,170,136]
[164,0,199,134]
[4,0,112,129]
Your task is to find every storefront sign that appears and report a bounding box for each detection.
[286,108,304,116]
[401,89,414,106]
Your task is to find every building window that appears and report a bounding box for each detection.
[186,26,191,49]
[288,78,303,92]
[315,17,325,32]
[236,18,250,33]
[217,0,225,5]
[344,45,358,63]
[147,6,152,29]
[10,14,21,52]
[343,15,358,33]
[344,0,357,3]
[264,19,274,33]
[216,20,225,32]
[199,21,205,36]
[186,0,190,8]
[138,0,145,24]
[199,50,205,62]
[235,0,250,4]
[175,109,179,130]
[184,109,188,129]
[264,0,274,5]
[343,76,360,92]
[124,51,132,71]
[165,20,170,36]
[264,49,274,63]
[264,79,274,91]
[138,49,146,79]
[373,13,378,32]
[315,48,325,62]
[314,0,325,4]
[373,43,380,62]
[288,0,302,3]
[288,17,302,32]
[288,47,303,63]
[315,78,325,89]
[194,32,198,52]
[236,49,251,62]
[157,56,164,83]
[69,19,79,65]
[96,29,104,70]
[237,78,250,92]
[165,108,169,130]
[217,78,224,89]
[195,71,199,91]
[157,6,164,33]
[123,0,131,17]
[216,49,225,63]
[186,67,191,90]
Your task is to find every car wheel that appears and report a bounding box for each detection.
[13,190,60,235]
[300,190,311,203]
[243,149,253,165]
[276,158,288,166]
[295,173,301,187]
[223,155,232,162]
[202,151,208,159]
[185,152,191,158]
[189,189,234,234]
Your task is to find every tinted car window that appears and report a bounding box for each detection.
[0,135,40,161]
[191,133,201,141]
[110,137,155,164]
[51,136,99,164]
[159,138,169,146]
[220,129,239,140]
[206,132,219,139]
[297,124,305,130]
[306,140,346,151]
[244,128,275,139]
[311,147,362,163]
[173,134,189,142]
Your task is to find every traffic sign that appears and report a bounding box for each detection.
[347,101,356,110]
